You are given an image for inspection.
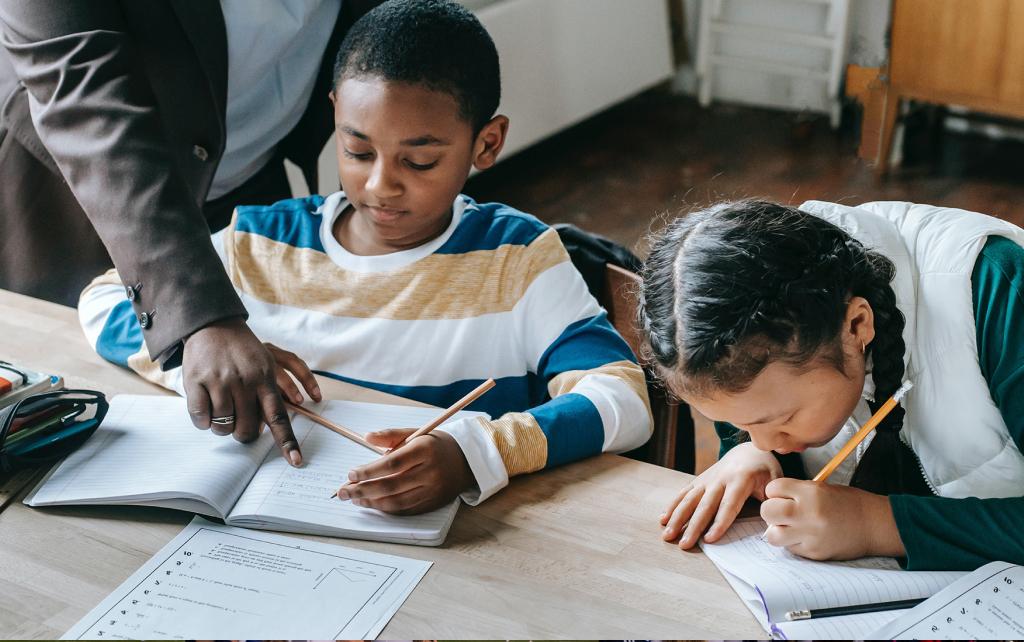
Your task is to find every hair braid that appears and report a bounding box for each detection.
[849,250,933,495]
[858,253,906,427]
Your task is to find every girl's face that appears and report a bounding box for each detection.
[686,358,866,453]
[679,297,877,454]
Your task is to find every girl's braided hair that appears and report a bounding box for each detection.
[639,200,931,495]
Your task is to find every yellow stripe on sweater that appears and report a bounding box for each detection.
[547,359,653,426]
[476,413,548,476]
[228,227,569,320]
[127,345,180,392]
[79,268,124,304]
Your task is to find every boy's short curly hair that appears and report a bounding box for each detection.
[333,0,501,133]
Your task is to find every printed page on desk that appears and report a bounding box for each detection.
[699,517,965,639]
[61,516,431,639]
[871,561,1024,639]
[24,395,274,518]
[226,399,484,546]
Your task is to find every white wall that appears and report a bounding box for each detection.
[847,0,891,67]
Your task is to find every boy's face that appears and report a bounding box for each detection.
[330,77,507,252]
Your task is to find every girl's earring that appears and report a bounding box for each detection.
[861,341,866,354]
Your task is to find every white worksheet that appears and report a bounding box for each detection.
[872,561,1024,639]
[62,517,431,639]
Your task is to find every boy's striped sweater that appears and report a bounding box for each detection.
[79,192,653,503]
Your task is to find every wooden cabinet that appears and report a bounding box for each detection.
[876,0,1024,173]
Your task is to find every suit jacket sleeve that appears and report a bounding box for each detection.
[0,1,246,368]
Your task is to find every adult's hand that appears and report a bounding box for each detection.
[182,317,302,466]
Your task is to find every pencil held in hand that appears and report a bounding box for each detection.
[330,378,495,500]
[813,380,913,483]
[763,381,913,541]
[395,378,495,448]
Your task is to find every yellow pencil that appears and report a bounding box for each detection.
[813,380,913,482]
[762,380,913,540]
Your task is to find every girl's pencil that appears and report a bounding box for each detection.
[785,597,925,621]
[812,380,913,482]
[762,380,913,539]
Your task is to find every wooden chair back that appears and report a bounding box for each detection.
[602,264,695,472]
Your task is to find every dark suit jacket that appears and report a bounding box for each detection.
[0,0,376,367]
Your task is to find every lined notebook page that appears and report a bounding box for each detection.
[26,395,274,518]
[701,518,965,638]
[227,400,479,543]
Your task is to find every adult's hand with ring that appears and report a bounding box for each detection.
[182,317,303,466]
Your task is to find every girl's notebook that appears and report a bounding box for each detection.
[24,395,484,546]
[699,517,967,639]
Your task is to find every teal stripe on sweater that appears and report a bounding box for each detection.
[95,299,143,367]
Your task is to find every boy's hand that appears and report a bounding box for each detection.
[661,441,782,549]
[335,429,474,515]
[761,478,906,560]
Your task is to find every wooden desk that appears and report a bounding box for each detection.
[0,289,763,638]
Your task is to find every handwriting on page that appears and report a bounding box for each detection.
[882,563,1024,639]
[66,520,427,639]
[228,402,464,535]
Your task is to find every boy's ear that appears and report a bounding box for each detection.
[471,115,509,171]
[329,90,338,108]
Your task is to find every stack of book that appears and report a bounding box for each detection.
[0,361,61,411]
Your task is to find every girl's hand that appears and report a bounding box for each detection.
[335,429,474,515]
[661,441,783,548]
[761,478,906,560]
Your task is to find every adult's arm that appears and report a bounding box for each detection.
[0,1,245,366]
[0,3,304,464]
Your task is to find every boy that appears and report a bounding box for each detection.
[79,0,652,514]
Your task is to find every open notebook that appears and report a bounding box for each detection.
[25,395,484,546]
[699,517,966,639]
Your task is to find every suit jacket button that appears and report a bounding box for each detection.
[138,312,151,329]
[192,145,209,162]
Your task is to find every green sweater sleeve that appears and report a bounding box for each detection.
[890,235,1024,570]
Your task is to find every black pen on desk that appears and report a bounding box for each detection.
[785,597,925,621]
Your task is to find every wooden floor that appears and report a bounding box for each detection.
[467,88,1024,473]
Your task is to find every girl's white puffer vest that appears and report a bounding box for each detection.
[797,200,1024,499]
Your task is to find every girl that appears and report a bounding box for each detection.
[639,199,1024,570]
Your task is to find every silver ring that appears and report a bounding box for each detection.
[210,415,236,426]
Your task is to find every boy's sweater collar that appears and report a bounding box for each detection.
[317,192,468,273]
